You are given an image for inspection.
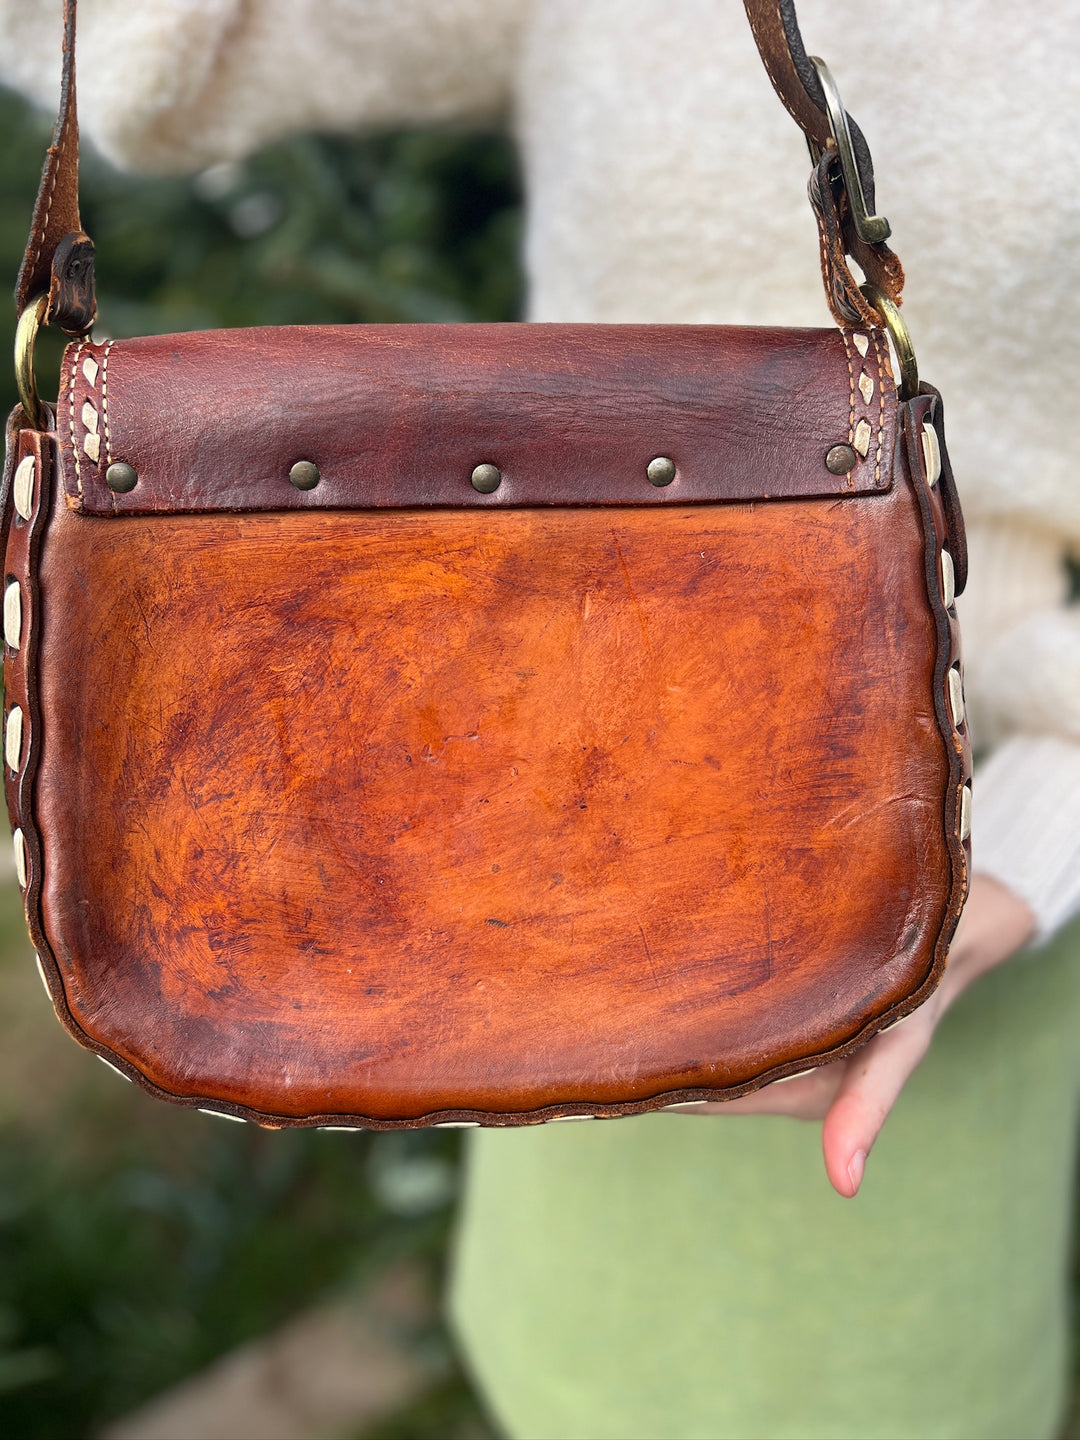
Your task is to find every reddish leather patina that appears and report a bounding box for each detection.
[58,325,893,514]
[4,324,970,1126]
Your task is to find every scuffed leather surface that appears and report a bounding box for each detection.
[58,325,896,513]
[23,448,965,1123]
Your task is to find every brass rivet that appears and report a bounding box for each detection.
[4,581,21,651]
[471,463,501,494]
[106,462,138,493]
[289,460,320,491]
[646,456,676,487]
[825,444,857,475]
[921,421,942,487]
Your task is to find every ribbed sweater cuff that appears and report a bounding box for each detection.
[972,734,1080,944]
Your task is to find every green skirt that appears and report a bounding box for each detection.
[450,920,1080,1440]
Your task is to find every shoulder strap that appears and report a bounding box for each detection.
[16,0,94,338]
[15,0,902,344]
[742,0,877,204]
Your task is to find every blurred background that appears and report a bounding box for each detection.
[0,83,522,1440]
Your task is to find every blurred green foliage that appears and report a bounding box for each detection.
[0,84,522,418]
[0,81,518,1440]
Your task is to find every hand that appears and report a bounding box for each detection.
[668,874,1036,1198]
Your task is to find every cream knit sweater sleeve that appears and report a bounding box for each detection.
[2,0,1078,941]
[0,0,529,172]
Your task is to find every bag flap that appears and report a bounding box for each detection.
[58,323,896,514]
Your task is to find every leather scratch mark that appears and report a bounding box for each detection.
[827,792,926,829]
[638,921,661,991]
[611,533,653,656]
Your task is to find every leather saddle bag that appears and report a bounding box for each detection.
[5,0,970,1128]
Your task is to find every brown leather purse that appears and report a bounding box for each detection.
[6,0,969,1129]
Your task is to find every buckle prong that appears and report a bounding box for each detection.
[15,295,49,432]
[809,57,891,246]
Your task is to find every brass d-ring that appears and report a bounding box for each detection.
[15,294,49,431]
[860,282,919,402]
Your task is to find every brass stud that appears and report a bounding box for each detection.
[940,549,955,609]
[13,456,35,521]
[471,463,501,494]
[5,706,23,772]
[646,456,676,487]
[825,444,857,475]
[106,462,138,493]
[13,828,26,889]
[947,665,965,728]
[289,460,320,491]
[959,783,972,843]
[4,581,21,651]
[921,421,941,487]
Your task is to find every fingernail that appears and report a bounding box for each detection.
[847,1149,867,1196]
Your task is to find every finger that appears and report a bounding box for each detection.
[821,1016,934,1198]
[666,1063,846,1121]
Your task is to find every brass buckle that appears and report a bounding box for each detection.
[809,57,891,246]
[15,294,49,431]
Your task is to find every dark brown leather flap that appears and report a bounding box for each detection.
[58,323,896,514]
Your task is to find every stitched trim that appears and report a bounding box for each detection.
[27,136,64,288]
[811,197,841,326]
[839,327,856,445]
[744,1,805,132]
[100,340,116,467]
[67,340,86,501]
[870,329,888,487]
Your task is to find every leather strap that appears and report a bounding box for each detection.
[17,0,899,343]
[741,0,877,209]
[743,0,904,322]
[15,0,94,338]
